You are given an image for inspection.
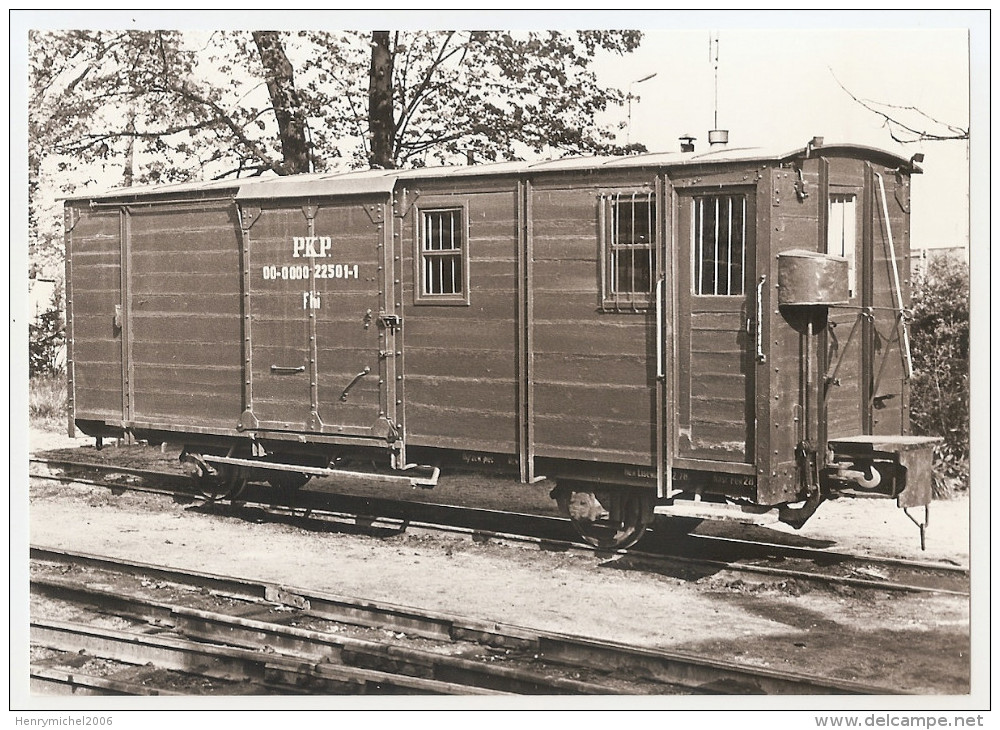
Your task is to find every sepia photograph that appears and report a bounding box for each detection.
[11,9,987,723]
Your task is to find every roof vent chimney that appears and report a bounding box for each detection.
[708,129,729,146]
[679,134,696,153]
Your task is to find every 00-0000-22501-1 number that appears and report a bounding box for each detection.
[262,263,360,281]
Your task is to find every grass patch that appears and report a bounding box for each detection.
[30,373,68,430]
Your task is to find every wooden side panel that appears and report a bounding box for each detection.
[530,185,656,464]
[401,188,520,453]
[67,207,123,421]
[129,203,244,426]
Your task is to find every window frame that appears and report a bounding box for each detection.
[827,188,859,299]
[600,189,658,312]
[690,191,748,298]
[413,199,471,306]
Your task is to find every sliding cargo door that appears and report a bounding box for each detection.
[242,201,390,437]
[676,190,755,464]
[66,206,125,425]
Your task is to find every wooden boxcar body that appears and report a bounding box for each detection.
[64,140,938,547]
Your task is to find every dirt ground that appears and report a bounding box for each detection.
[20,426,975,702]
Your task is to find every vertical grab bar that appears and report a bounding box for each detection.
[756,275,767,363]
[655,277,664,379]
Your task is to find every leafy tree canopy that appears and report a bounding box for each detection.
[28,29,644,268]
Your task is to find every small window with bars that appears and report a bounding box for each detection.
[603,192,656,309]
[693,194,746,296]
[828,193,857,297]
[417,207,468,304]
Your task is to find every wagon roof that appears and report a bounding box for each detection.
[66,141,919,203]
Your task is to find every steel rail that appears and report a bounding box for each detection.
[31,575,631,695]
[31,619,507,696]
[30,458,970,596]
[31,546,905,695]
[30,665,185,696]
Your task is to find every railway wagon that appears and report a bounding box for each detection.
[64,137,940,548]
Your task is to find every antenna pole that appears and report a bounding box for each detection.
[712,32,719,130]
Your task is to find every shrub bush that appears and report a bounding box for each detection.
[29,284,65,377]
[29,373,68,430]
[907,253,969,495]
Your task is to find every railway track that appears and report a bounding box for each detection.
[30,546,905,696]
[30,456,970,597]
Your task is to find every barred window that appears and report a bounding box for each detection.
[420,208,465,299]
[828,193,857,297]
[693,194,746,296]
[604,192,656,309]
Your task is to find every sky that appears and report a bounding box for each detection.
[603,26,972,251]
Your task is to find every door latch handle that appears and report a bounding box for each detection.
[270,365,305,374]
[340,366,371,401]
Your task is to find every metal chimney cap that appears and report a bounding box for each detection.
[708,129,729,146]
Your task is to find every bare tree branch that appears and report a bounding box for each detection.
[831,69,968,143]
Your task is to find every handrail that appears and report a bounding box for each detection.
[874,172,914,379]
[655,277,664,379]
[756,275,767,363]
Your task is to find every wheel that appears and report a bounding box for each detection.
[553,485,654,550]
[217,463,250,500]
[180,450,248,502]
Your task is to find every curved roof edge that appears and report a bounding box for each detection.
[63,141,920,203]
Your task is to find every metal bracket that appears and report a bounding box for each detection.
[237,409,259,432]
[393,187,421,218]
[64,207,81,234]
[794,167,809,201]
[903,505,929,551]
[379,313,402,333]
[239,206,262,231]
[363,202,385,224]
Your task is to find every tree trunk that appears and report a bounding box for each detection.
[252,31,310,175]
[368,31,395,169]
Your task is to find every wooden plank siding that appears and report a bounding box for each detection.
[128,204,244,426]
[67,208,123,421]
[400,188,520,453]
[530,184,656,465]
